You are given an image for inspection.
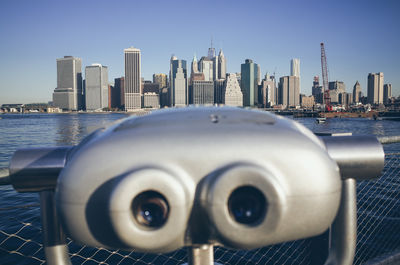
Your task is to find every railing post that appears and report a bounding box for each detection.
[324,178,357,265]
[40,190,71,265]
[187,244,215,265]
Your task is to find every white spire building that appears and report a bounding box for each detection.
[218,49,226,80]
[290,58,300,77]
[290,58,301,95]
[169,56,188,107]
[191,54,198,74]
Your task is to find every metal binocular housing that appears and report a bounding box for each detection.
[8,107,384,262]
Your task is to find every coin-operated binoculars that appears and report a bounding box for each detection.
[4,107,384,265]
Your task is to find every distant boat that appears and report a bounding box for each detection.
[316,117,327,124]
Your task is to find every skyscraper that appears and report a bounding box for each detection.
[367,72,384,104]
[260,74,276,107]
[218,49,226,80]
[85,64,108,111]
[278,76,300,108]
[329,81,346,104]
[192,81,214,105]
[114,77,125,109]
[124,47,141,111]
[212,55,219,82]
[52,56,83,111]
[191,54,199,75]
[224,73,243,107]
[353,81,362,103]
[256,64,261,86]
[198,56,213,81]
[153,73,168,89]
[384,84,392,104]
[207,40,216,59]
[312,76,323,104]
[290,58,300,77]
[143,92,160,108]
[169,56,188,107]
[290,58,300,93]
[214,79,226,104]
[241,59,259,107]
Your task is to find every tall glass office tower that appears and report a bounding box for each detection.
[124,47,141,111]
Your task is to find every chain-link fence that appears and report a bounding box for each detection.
[1,153,399,265]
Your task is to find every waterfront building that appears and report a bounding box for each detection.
[218,49,226,80]
[300,94,314,109]
[353,81,362,103]
[260,74,276,107]
[329,81,346,104]
[109,83,122,109]
[278,76,300,108]
[384,84,392,104]
[330,89,340,104]
[124,47,141,110]
[114,77,125,109]
[224,73,243,107]
[143,92,160,108]
[85,64,108,111]
[46,107,62,113]
[345,93,353,107]
[192,80,214,105]
[170,56,188,107]
[367,72,384,104]
[108,84,112,109]
[241,59,259,107]
[214,79,226,104]
[52,56,83,111]
[153,73,168,89]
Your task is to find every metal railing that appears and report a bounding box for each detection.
[0,109,399,265]
[1,155,399,265]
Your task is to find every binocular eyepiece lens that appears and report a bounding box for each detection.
[228,186,267,225]
[132,191,169,228]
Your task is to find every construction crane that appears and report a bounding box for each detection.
[320,43,332,111]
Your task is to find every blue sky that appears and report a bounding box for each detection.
[0,0,399,104]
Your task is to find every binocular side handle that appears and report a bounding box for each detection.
[40,191,72,265]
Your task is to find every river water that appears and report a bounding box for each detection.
[0,112,399,265]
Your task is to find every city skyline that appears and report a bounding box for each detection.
[0,0,399,104]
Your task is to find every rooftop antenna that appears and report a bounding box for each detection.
[208,36,216,58]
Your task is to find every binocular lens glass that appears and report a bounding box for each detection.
[228,186,267,225]
[132,191,169,228]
